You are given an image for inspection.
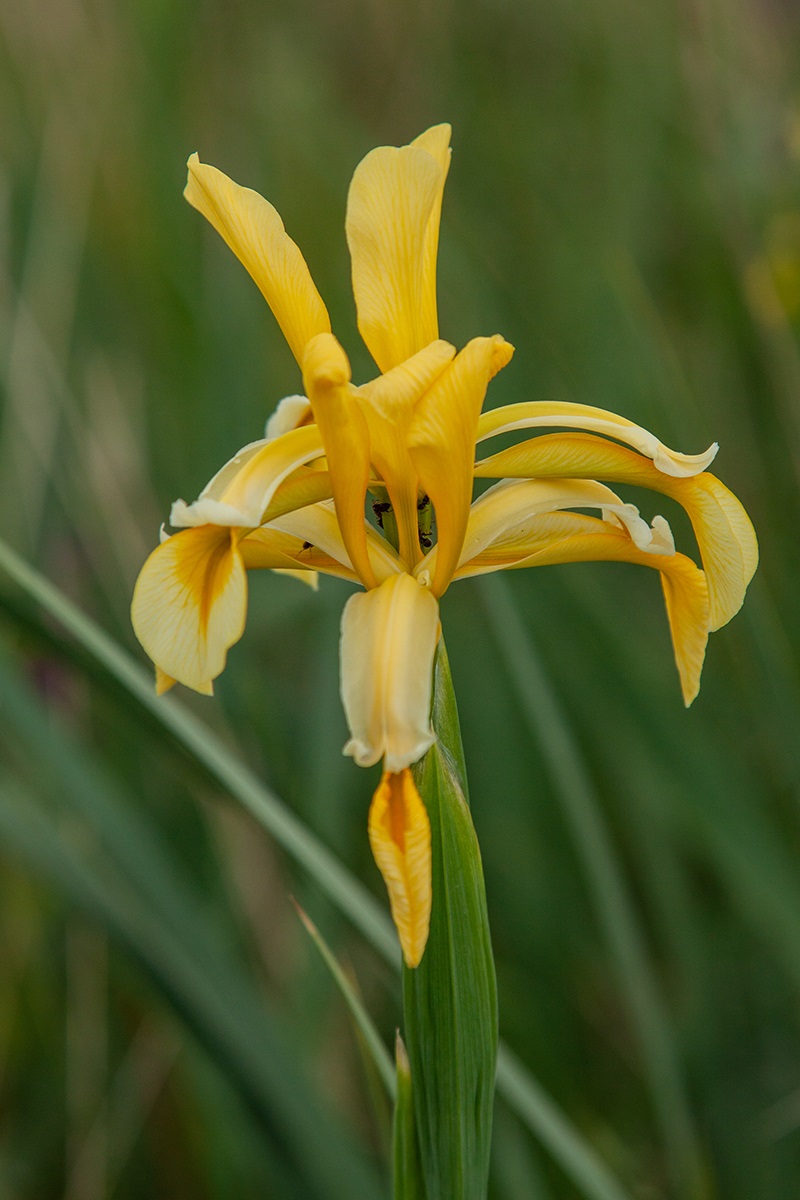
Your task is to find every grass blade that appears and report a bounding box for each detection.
[479,574,703,1196]
[0,535,635,1200]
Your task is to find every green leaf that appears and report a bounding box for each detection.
[0,536,635,1200]
[393,1034,426,1200]
[403,643,498,1200]
[293,899,396,1101]
[479,574,703,1196]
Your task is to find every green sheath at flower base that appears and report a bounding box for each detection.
[402,643,497,1200]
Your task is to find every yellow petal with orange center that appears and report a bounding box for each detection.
[368,768,432,968]
[474,432,758,630]
[184,155,330,366]
[346,126,451,372]
[407,335,514,596]
[340,573,440,773]
[302,333,376,588]
[132,525,247,695]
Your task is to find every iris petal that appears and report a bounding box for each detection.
[340,573,440,773]
[185,155,330,365]
[406,335,514,595]
[474,432,757,629]
[368,768,432,968]
[132,525,247,695]
[346,127,451,372]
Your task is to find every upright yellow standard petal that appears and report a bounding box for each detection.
[340,573,440,773]
[184,155,331,366]
[410,123,451,351]
[346,126,451,372]
[368,768,432,968]
[132,525,247,695]
[303,333,376,588]
[474,432,758,629]
[408,335,514,596]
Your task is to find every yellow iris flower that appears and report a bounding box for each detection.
[132,125,757,968]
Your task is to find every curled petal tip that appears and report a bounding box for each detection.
[489,336,515,378]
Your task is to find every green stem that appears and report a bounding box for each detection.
[401,641,497,1200]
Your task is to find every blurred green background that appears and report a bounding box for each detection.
[1,0,799,1196]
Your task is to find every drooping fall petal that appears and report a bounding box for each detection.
[456,508,709,705]
[474,432,758,629]
[368,768,432,968]
[340,572,440,773]
[346,126,451,373]
[132,525,247,695]
[440,475,675,575]
[184,155,331,366]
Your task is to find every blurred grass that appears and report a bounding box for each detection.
[1,0,800,1197]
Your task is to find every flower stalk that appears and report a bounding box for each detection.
[400,641,497,1200]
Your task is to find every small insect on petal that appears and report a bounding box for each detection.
[368,768,432,968]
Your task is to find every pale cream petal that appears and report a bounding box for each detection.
[407,335,514,596]
[132,525,247,695]
[340,573,440,773]
[474,432,758,629]
[170,425,325,529]
[185,155,330,365]
[476,401,718,478]
[345,130,450,372]
[265,394,313,439]
[303,333,376,588]
[368,768,432,968]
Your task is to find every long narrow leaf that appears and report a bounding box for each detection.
[0,535,635,1200]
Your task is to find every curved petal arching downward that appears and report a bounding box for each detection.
[476,401,718,477]
[346,126,451,373]
[132,525,247,695]
[457,509,710,706]
[185,155,331,366]
[474,432,758,630]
